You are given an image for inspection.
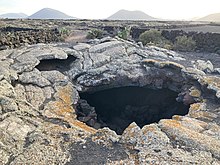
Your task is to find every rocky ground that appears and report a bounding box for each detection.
[0,33,220,164]
[1,19,220,53]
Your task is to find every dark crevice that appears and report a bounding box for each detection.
[36,55,77,72]
[10,79,51,89]
[42,117,71,128]
[77,86,189,135]
[39,96,56,111]
[72,72,87,81]
[5,155,16,165]
[23,131,35,148]
[38,113,71,129]
[11,80,19,88]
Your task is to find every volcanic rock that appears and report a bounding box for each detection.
[0,37,220,164]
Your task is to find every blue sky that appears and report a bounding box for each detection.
[0,0,220,19]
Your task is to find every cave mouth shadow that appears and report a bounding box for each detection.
[77,86,189,135]
[36,55,77,72]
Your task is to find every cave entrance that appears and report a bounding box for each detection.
[36,55,76,72]
[77,86,189,134]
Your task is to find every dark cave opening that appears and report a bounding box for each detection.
[36,55,76,72]
[77,86,189,135]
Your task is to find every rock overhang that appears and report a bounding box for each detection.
[1,39,220,121]
[7,39,220,124]
[0,37,220,164]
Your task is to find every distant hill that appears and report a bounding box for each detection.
[189,17,201,21]
[28,8,75,19]
[197,13,220,22]
[0,13,27,19]
[107,9,156,20]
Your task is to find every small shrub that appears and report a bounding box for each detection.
[173,35,196,52]
[139,29,172,49]
[117,27,131,40]
[86,29,104,39]
[58,28,70,38]
[58,27,70,41]
[139,29,163,45]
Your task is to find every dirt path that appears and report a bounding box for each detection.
[65,30,87,43]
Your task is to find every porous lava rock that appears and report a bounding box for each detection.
[0,37,220,164]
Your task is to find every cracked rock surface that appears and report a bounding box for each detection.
[0,37,220,164]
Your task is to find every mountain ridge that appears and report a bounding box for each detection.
[197,13,220,22]
[28,8,76,19]
[0,13,28,19]
[107,9,156,20]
